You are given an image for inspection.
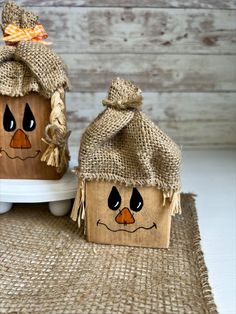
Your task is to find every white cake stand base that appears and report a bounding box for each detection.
[0,168,77,216]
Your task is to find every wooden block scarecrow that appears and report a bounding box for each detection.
[71,78,182,248]
[0,2,70,179]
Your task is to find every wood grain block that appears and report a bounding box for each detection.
[86,181,172,248]
[0,93,62,179]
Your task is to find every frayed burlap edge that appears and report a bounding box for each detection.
[78,172,181,192]
[185,194,218,313]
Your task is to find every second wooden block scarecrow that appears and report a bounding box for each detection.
[71,78,182,248]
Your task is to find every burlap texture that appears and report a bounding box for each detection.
[0,194,218,313]
[1,1,38,30]
[79,78,181,192]
[0,2,68,98]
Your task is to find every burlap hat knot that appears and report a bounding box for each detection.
[102,77,143,110]
[72,78,182,225]
[0,1,70,173]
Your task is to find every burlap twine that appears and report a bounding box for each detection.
[0,194,218,313]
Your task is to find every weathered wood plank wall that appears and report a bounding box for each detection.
[0,1,236,148]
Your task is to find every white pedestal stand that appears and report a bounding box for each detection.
[0,168,77,216]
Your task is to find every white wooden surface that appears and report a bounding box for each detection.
[0,167,77,216]
[0,168,77,203]
[182,149,236,314]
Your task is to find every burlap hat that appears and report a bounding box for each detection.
[76,78,182,215]
[0,2,68,99]
[0,1,70,172]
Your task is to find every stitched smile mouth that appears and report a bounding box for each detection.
[97,220,157,233]
[0,148,41,161]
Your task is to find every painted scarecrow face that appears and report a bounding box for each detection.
[0,93,60,179]
[85,181,172,248]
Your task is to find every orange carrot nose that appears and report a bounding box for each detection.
[115,207,135,225]
[10,129,31,149]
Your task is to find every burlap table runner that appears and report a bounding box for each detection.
[0,194,217,313]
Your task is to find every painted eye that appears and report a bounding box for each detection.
[108,186,121,210]
[3,105,16,132]
[130,188,143,212]
[23,103,36,131]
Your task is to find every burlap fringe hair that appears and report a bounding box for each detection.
[71,178,86,234]
[163,190,182,215]
[41,87,70,173]
[71,178,181,232]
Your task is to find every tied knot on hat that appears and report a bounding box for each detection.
[1,2,49,45]
[102,77,143,110]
